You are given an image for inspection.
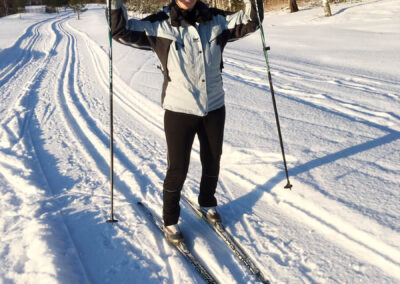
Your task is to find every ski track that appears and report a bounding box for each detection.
[1,4,400,283]
[0,15,58,84]
[0,12,91,283]
[223,50,400,133]
[220,47,400,281]
[45,16,177,283]
[1,12,164,284]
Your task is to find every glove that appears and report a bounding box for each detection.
[106,0,122,10]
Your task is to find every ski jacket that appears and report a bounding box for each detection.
[110,0,264,116]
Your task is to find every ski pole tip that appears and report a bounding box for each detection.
[284,182,293,190]
[106,218,118,223]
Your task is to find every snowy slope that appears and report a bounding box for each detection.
[0,0,399,283]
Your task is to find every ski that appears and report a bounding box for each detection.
[183,197,270,284]
[137,202,218,284]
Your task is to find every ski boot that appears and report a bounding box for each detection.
[163,224,184,245]
[201,207,222,225]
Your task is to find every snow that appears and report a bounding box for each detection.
[0,0,399,283]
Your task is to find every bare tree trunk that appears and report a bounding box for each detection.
[289,0,298,13]
[4,0,8,16]
[218,0,223,9]
[323,0,332,17]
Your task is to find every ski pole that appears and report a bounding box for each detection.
[107,2,118,223]
[254,0,293,190]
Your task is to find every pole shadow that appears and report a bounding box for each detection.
[220,131,400,228]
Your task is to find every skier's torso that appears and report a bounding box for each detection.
[110,0,263,116]
[160,6,227,116]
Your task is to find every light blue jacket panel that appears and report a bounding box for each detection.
[110,0,264,116]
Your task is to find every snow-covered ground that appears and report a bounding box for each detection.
[0,0,399,283]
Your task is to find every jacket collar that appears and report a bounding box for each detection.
[169,1,212,27]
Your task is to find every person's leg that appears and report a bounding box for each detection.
[163,110,199,226]
[197,106,226,207]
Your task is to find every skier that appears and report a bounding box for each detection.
[107,0,263,244]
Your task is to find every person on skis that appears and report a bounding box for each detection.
[107,0,263,244]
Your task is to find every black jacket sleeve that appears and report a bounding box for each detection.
[108,8,152,50]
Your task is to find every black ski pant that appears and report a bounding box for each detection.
[163,106,225,226]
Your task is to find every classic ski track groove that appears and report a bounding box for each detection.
[55,20,109,180]
[0,17,48,81]
[64,21,165,165]
[31,15,93,283]
[61,21,167,204]
[0,18,61,142]
[27,15,163,282]
[66,22,165,138]
[0,13,92,282]
[0,16,61,125]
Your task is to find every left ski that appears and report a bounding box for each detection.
[183,197,270,284]
[137,202,217,284]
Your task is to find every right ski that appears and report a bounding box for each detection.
[137,202,217,284]
[183,197,270,284]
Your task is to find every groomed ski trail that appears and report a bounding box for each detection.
[1,11,258,283]
[1,2,399,283]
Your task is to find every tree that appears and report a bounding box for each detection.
[1,0,10,16]
[124,0,243,14]
[69,0,87,19]
[43,0,69,12]
[230,0,244,12]
[289,0,298,13]
[59,0,69,8]
[208,0,243,11]
[13,0,25,17]
[322,0,332,17]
